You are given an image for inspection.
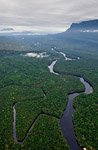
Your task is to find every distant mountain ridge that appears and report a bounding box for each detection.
[67,19,98,32]
[53,19,98,51]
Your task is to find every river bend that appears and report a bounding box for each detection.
[48,57,93,150]
[13,52,93,150]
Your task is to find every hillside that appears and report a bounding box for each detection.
[52,19,98,51]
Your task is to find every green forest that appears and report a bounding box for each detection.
[0,35,98,150]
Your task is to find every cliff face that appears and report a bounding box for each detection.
[53,19,98,51]
[67,19,98,32]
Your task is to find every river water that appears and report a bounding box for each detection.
[13,52,93,149]
[48,56,93,150]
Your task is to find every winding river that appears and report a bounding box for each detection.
[13,52,93,150]
[48,57,93,150]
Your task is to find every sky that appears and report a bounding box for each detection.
[0,0,98,33]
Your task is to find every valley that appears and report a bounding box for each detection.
[0,20,98,150]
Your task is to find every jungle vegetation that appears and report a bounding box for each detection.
[0,33,98,150]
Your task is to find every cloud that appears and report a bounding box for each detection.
[0,27,14,31]
[0,0,98,33]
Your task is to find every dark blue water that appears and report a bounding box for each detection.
[48,60,93,150]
